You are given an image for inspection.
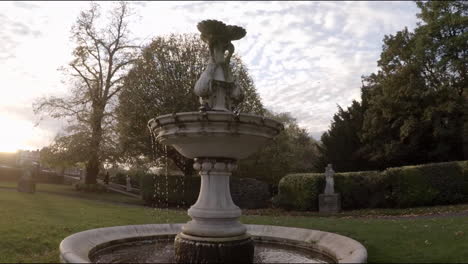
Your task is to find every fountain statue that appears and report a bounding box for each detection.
[59,20,367,264]
[149,20,283,263]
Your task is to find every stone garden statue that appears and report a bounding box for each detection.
[324,164,335,195]
[319,163,341,213]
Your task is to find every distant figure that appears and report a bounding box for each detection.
[104,171,110,185]
[324,164,335,195]
[126,175,131,192]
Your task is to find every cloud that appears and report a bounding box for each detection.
[0,1,420,150]
[13,2,39,9]
[162,1,418,136]
[0,4,43,63]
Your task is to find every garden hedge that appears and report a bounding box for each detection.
[0,167,63,184]
[276,160,468,211]
[140,174,200,207]
[140,174,272,209]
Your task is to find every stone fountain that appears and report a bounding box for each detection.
[148,20,283,263]
[59,20,367,264]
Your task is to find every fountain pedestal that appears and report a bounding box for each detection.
[174,158,254,263]
[149,20,281,264]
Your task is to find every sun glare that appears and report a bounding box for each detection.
[0,115,35,153]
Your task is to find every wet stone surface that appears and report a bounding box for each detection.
[91,239,327,263]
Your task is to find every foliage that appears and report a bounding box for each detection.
[317,101,377,172]
[320,1,467,169]
[112,171,127,186]
[276,160,468,211]
[34,2,139,184]
[236,111,321,185]
[140,173,200,207]
[0,167,21,181]
[385,161,468,207]
[334,171,385,209]
[140,173,272,209]
[116,33,265,177]
[274,173,323,211]
[39,134,88,169]
[73,183,107,193]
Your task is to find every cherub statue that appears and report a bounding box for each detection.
[194,20,246,112]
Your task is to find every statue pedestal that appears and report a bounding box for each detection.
[319,194,341,213]
[175,158,254,263]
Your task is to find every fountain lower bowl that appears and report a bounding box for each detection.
[148,111,283,159]
[59,224,367,263]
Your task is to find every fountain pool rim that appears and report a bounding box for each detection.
[59,223,367,263]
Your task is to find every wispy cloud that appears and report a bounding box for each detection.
[0,1,419,150]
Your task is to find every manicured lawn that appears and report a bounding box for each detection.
[0,181,143,206]
[244,203,468,218]
[1,188,467,263]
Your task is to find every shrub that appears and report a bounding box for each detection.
[385,161,468,207]
[112,172,127,186]
[140,173,200,207]
[275,173,323,211]
[35,171,64,184]
[74,183,107,193]
[140,174,272,209]
[0,167,21,181]
[230,177,271,209]
[334,171,386,209]
[276,160,468,211]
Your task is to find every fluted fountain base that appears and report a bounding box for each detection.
[174,233,254,264]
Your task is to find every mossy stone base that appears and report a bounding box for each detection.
[174,233,254,263]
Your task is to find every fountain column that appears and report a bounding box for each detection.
[174,158,254,263]
[183,158,245,237]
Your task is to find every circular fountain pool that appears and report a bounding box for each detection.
[60,224,367,263]
[91,237,329,263]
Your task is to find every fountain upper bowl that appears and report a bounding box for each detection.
[148,111,283,159]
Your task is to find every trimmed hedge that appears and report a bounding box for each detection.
[275,173,324,211]
[385,161,468,207]
[140,174,273,209]
[0,167,63,184]
[0,167,21,181]
[276,160,468,211]
[140,174,200,207]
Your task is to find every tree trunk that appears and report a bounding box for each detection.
[463,94,468,160]
[85,107,104,184]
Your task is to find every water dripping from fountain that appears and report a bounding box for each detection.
[149,131,160,218]
[164,145,169,223]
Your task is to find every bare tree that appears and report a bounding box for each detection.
[34,2,138,184]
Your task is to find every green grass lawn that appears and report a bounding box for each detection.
[0,181,143,206]
[1,188,467,263]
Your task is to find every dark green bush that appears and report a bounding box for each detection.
[275,173,323,211]
[74,183,107,193]
[112,172,127,185]
[140,174,272,209]
[385,161,468,207]
[35,171,64,184]
[333,171,385,209]
[140,173,200,207]
[276,160,468,211]
[0,167,21,181]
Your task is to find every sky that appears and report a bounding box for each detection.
[0,1,420,152]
